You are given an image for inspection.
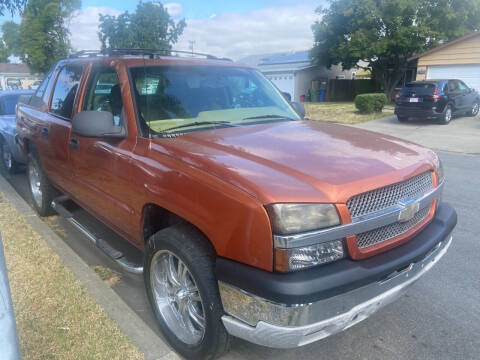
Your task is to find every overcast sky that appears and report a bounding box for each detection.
[63,1,324,60]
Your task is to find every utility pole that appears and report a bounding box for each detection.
[188,40,195,56]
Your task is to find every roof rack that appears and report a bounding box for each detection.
[69,48,232,61]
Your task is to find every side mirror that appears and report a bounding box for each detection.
[72,111,126,138]
[291,101,306,119]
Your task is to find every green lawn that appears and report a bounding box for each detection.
[305,102,394,124]
[0,194,144,360]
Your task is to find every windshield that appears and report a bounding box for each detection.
[129,65,300,136]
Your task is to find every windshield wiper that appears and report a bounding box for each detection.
[158,120,236,134]
[242,114,296,121]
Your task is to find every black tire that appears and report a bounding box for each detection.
[0,139,19,175]
[144,223,230,360]
[27,150,56,216]
[397,116,408,123]
[467,102,479,117]
[439,104,452,125]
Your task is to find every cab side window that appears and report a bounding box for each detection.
[50,65,83,119]
[457,81,469,92]
[83,66,123,125]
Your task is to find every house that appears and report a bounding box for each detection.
[409,31,480,90]
[239,50,358,102]
[0,63,42,90]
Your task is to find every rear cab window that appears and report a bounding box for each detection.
[29,70,55,109]
[49,64,83,119]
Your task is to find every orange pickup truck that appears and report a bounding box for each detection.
[16,49,456,359]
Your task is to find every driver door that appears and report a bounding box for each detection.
[69,65,137,240]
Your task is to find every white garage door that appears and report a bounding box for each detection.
[427,64,480,91]
[266,73,295,100]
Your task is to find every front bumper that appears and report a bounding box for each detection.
[217,202,456,348]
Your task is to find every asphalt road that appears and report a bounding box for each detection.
[3,117,479,359]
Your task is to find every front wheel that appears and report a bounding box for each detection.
[439,104,452,125]
[468,102,479,117]
[144,224,230,359]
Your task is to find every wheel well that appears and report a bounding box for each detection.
[141,203,185,243]
[141,204,217,255]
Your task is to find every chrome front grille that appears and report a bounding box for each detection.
[356,205,431,249]
[347,172,433,219]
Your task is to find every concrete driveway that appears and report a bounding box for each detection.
[353,114,480,154]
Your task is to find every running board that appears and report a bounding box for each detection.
[51,196,143,275]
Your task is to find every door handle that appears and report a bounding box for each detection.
[69,138,79,151]
[41,127,49,138]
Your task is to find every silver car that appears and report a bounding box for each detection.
[0,90,34,173]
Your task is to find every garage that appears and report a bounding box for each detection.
[265,72,295,99]
[412,31,480,90]
[427,65,480,91]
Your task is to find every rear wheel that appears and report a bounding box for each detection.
[27,151,56,216]
[468,102,479,117]
[0,141,19,175]
[439,104,452,125]
[144,224,230,359]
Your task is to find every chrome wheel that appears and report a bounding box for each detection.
[445,107,452,122]
[150,250,206,345]
[2,143,12,170]
[28,160,43,208]
[472,103,479,116]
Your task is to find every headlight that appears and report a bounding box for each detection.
[275,239,346,272]
[434,156,444,183]
[265,203,340,235]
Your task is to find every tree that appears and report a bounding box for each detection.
[0,41,10,62]
[98,1,186,50]
[0,0,27,16]
[311,0,480,99]
[19,0,80,73]
[2,21,22,57]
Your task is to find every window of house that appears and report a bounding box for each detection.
[50,65,83,119]
[83,66,123,125]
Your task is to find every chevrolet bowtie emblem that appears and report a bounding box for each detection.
[398,202,420,223]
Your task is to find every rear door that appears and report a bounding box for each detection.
[457,80,475,110]
[43,64,84,191]
[445,80,465,111]
[69,64,138,241]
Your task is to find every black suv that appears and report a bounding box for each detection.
[394,79,480,124]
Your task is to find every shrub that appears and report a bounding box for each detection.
[354,93,387,113]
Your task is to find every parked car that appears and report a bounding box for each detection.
[16,50,457,359]
[0,90,34,173]
[395,79,480,124]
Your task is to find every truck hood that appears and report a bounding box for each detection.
[152,121,437,204]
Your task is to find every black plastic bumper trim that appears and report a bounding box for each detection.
[216,202,457,304]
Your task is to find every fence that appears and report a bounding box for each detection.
[325,79,379,101]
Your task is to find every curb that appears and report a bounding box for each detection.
[0,175,176,360]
